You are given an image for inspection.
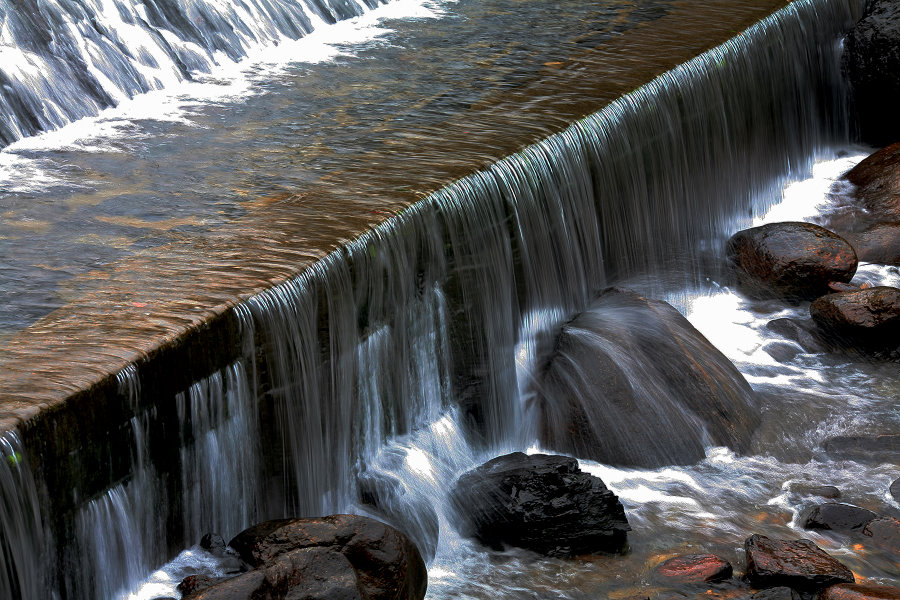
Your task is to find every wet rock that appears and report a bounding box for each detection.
[822,435,900,462]
[197,532,247,574]
[654,553,733,583]
[178,574,219,596]
[891,477,900,503]
[357,470,440,562]
[182,571,266,600]
[810,287,900,351]
[845,0,900,146]
[800,503,877,533]
[788,483,841,499]
[828,282,863,293]
[818,583,900,600]
[201,533,226,554]
[533,287,759,468]
[726,223,857,301]
[763,341,802,363]
[259,547,365,599]
[200,514,429,600]
[743,534,854,591]
[842,223,900,266]
[750,587,800,600]
[765,318,832,354]
[842,143,900,220]
[862,517,900,556]
[450,452,630,557]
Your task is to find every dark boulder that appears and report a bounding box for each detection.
[726,222,857,300]
[800,503,877,533]
[818,583,900,600]
[532,287,759,468]
[750,587,800,600]
[449,452,630,557]
[861,517,900,556]
[743,534,854,591]
[844,0,900,146]
[810,287,900,351]
[891,477,900,503]
[227,514,427,600]
[842,143,900,220]
[822,435,900,462]
[822,144,900,264]
[184,515,427,600]
[653,553,733,584]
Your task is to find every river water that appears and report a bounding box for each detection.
[1,0,897,598]
[124,151,900,600]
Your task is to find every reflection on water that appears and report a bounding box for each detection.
[0,0,682,333]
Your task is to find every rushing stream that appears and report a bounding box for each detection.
[1,0,897,598]
[122,151,900,600]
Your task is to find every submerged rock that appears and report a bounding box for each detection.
[787,483,841,499]
[450,452,630,557]
[800,503,877,533]
[653,554,733,584]
[184,514,427,600]
[891,477,900,503]
[822,435,900,462]
[726,222,857,300]
[765,318,832,354]
[532,287,759,468]
[845,0,900,146]
[743,534,854,591]
[819,583,900,600]
[862,517,900,556]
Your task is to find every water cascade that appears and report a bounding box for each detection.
[2,0,892,598]
[0,0,384,146]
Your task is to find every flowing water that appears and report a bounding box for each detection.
[2,0,898,598]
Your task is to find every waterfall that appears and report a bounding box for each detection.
[0,430,53,600]
[228,0,859,555]
[0,0,867,597]
[0,0,385,147]
[39,311,260,598]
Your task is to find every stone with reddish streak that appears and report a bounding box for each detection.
[810,287,900,349]
[654,553,734,583]
[726,223,857,301]
[743,534,854,591]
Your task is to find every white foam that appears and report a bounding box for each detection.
[1,0,445,173]
[754,150,869,225]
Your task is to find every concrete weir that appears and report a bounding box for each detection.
[0,0,862,596]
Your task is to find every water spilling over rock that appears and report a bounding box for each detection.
[531,288,759,468]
